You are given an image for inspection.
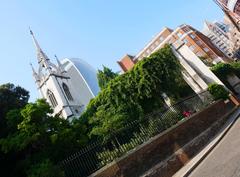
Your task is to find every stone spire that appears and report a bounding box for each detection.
[55,55,66,74]
[30,63,40,83]
[29,28,51,65]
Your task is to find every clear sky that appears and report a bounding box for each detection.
[0,0,224,101]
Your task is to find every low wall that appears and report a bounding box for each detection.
[90,100,235,177]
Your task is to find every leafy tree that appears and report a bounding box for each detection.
[97,66,118,90]
[0,83,29,137]
[81,45,190,139]
[0,99,88,177]
[0,83,29,177]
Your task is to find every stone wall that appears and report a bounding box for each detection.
[90,100,235,177]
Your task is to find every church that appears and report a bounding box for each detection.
[30,30,100,119]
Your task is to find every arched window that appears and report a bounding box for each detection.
[62,83,73,101]
[47,89,58,107]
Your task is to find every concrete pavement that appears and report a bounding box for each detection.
[188,110,240,177]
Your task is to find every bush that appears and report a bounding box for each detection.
[211,63,234,80]
[207,84,229,100]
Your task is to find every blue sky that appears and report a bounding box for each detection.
[0,0,224,101]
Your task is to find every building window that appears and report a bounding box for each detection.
[219,43,224,47]
[177,32,182,38]
[212,37,217,41]
[182,27,190,32]
[203,47,210,52]
[150,45,155,50]
[190,34,196,39]
[196,40,203,45]
[196,51,204,57]
[62,83,73,101]
[47,89,58,108]
[159,36,164,41]
[189,45,196,51]
[183,38,188,44]
[209,35,214,39]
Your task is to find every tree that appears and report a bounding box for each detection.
[0,83,29,137]
[81,45,188,139]
[97,66,118,90]
[0,99,88,177]
[0,83,30,177]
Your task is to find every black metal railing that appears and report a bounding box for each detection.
[59,91,214,177]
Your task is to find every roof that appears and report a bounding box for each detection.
[61,58,100,96]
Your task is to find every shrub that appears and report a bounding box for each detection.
[211,63,234,80]
[207,83,229,100]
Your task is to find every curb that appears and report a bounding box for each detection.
[179,107,240,177]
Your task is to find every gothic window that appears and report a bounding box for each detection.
[62,83,73,101]
[47,89,58,107]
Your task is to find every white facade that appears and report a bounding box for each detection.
[133,29,225,94]
[173,43,225,92]
[202,21,233,57]
[30,31,99,119]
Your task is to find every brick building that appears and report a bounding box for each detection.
[118,24,230,72]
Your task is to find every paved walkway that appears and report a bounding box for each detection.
[188,113,240,177]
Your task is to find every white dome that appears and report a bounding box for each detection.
[61,58,100,96]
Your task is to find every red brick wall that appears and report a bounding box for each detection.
[117,55,135,72]
[91,100,235,177]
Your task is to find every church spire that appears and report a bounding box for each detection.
[55,55,65,73]
[30,63,40,83]
[29,28,50,64]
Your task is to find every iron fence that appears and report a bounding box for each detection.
[59,91,214,177]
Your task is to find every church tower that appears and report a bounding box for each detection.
[30,30,84,119]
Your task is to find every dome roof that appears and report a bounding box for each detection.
[61,58,100,96]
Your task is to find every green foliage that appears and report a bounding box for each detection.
[161,110,183,128]
[96,109,183,165]
[81,45,189,139]
[0,98,88,177]
[0,83,30,177]
[27,159,64,177]
[207,83,229,100]
[210,62,240,93]
[199,56,214,67]
[211,63,234,80]
[0,83,29,137]
[231,61,240,78]
[97,66,118,90]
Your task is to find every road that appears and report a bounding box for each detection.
[188,116,240,177]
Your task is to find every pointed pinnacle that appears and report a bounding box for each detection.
[30,62,36,72]
[29,27,34,35]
